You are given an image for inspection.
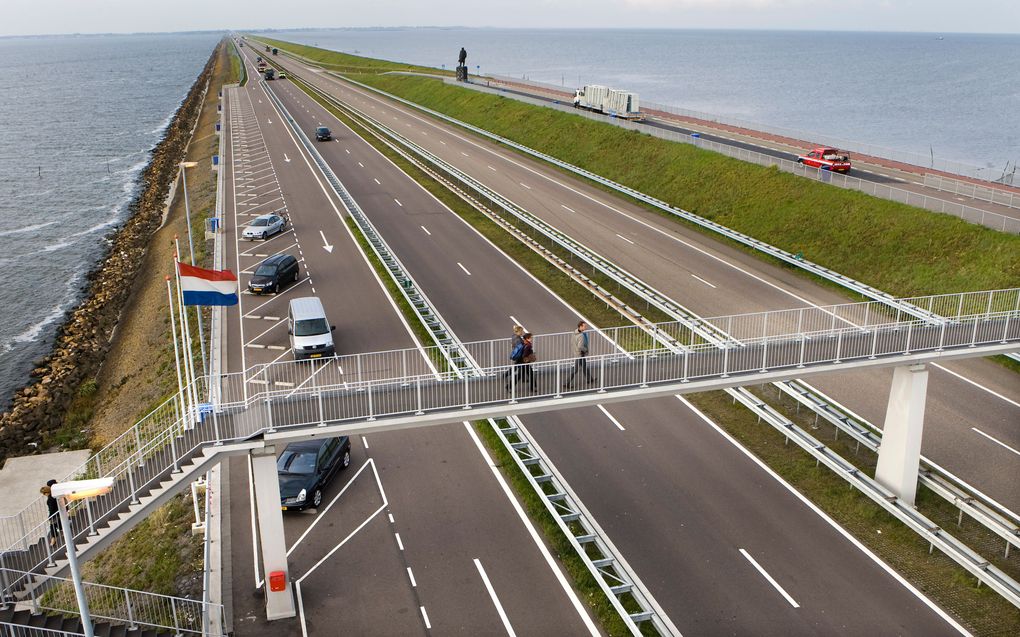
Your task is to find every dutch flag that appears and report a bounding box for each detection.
[178,262,239,306]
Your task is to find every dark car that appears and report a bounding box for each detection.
[248,253,299,295]
[278,437,352,511]
[315,126,332,141]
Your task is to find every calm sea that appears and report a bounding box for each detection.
[0,32,221,407]
[268,28,1019,173]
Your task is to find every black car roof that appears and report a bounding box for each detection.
[283,436,346,452]
[260,253,294,266]
[316,126,330,131]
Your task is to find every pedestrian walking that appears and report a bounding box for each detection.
[40,479,60,547]
[503,325,525,382]
[514,333,537,392]
[564,321,595,388]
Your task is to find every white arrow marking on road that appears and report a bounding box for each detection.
[320,230,334,253]
[283,154,291,162]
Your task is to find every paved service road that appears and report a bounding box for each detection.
[256,46,968,635]
[264,53,1020,514]
[222,52,600,637]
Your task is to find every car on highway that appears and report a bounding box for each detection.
[278,436,351,510]
[248,254,299,295]
[797,147,852,172]
[278,71,287,80]
[241,213,287,241]
[315,126,332,141]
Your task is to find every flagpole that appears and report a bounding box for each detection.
[165,277,188,433]
[175,241,200,427]
[180,163,209,379]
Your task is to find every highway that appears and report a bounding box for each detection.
[237,42,972,635]
[261,49,1020,516]
[483,80,1020,224]
[221,58,599,636]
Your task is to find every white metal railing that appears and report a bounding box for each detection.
[467,78,1020,234]
[485,73,1009,183]
[924,173,1019,210]
[2,289,1017,588]
[1,568,223,636]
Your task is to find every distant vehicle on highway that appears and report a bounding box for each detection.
[797,147,852,172]
[248,254,299,295]
[315,126,332,141]
[272,48,279,56]
[242,213,287,241]
[278,436,351,510]
[288,297,336,359]
[278,71,287,80]
[573,84,642,120]
[256,55,262,63]
[264,68,275,81]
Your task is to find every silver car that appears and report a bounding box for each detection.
[242,214,287,240]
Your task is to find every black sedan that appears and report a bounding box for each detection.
[277,436,351,511]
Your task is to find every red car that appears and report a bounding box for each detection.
[797,147,852,172]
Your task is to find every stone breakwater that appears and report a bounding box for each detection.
[0,43,222,463]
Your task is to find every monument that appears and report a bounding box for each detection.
[456,47,468,81]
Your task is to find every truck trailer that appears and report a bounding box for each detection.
[573,84,642,120]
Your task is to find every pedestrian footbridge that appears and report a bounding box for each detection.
[3,289,1018,621]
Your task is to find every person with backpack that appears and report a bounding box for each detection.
[503,325,525,382]
[564,321,595,388]
[514,333,537,392]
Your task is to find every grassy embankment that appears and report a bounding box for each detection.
[256,36,450,76]
[280,47,1019,635]
[46,39,238,598]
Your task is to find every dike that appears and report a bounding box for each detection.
[0,43,222,462]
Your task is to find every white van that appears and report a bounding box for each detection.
[288,297,336,360]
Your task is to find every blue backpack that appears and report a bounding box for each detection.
[509,342,526,362]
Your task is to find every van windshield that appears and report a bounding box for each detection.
[294,318,329,337]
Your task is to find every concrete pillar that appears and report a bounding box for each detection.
[250,447,296,620]
[874,364,929,506]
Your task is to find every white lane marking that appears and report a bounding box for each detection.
[932,363,1020,408]
[461,151,469,156]
[394,198,403,207]
[420,607,431,630]
[561,205,575,213]
[440,140,447,145]
[475,559,517,636]
[677,396,970,635]
[597,404,626,431]
[246,456,262,588]
[463,423,600,635]
[420,225,432,236]
[615,233,634,245]
[362,435,369,449]
[406,567,417,587]
[266,345,286,351]
[739,548,800,608]
[510,315,523,328]
[395,532,404,551]
[520,182,531,190]
[388,513,395,524]
[487,165,497,171]
[319,229,334,253]
[345,148,350,154]
[972,428,1020,457]
[297,582,308,637]
[357,161,364,167]
[374,178,381,184]
[458,262,472,276]
[691,274,717,289]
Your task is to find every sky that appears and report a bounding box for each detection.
[2,0,1018,36]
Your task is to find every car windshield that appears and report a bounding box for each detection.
[294,318,328,337]
[255,264,278,276]
[277,450,316,474]
[250,218,269,227]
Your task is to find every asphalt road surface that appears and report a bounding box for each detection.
[246,43,971,635]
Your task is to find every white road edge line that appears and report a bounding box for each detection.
[458,262,472,276]
[971,428,1020,457]
[463,422,599,636]
[738,548,800,608]
[407,567,417,587]
[420,225,431,235]
[597,404,626,431]
[475,558,517,636]
[395,532,404,551]
[615,233,634,245]
[931,363,1020,408]
[419,606,431,630]
[677,396,971,636]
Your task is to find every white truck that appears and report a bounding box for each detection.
[573,84,642,120]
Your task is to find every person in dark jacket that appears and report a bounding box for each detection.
[513,333,536,392]
[40,479,60,547]
[564,321,595,387]
[503,325,525,382]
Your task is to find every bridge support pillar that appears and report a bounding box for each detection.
[874,364,929,506]
[250,446,296,620]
